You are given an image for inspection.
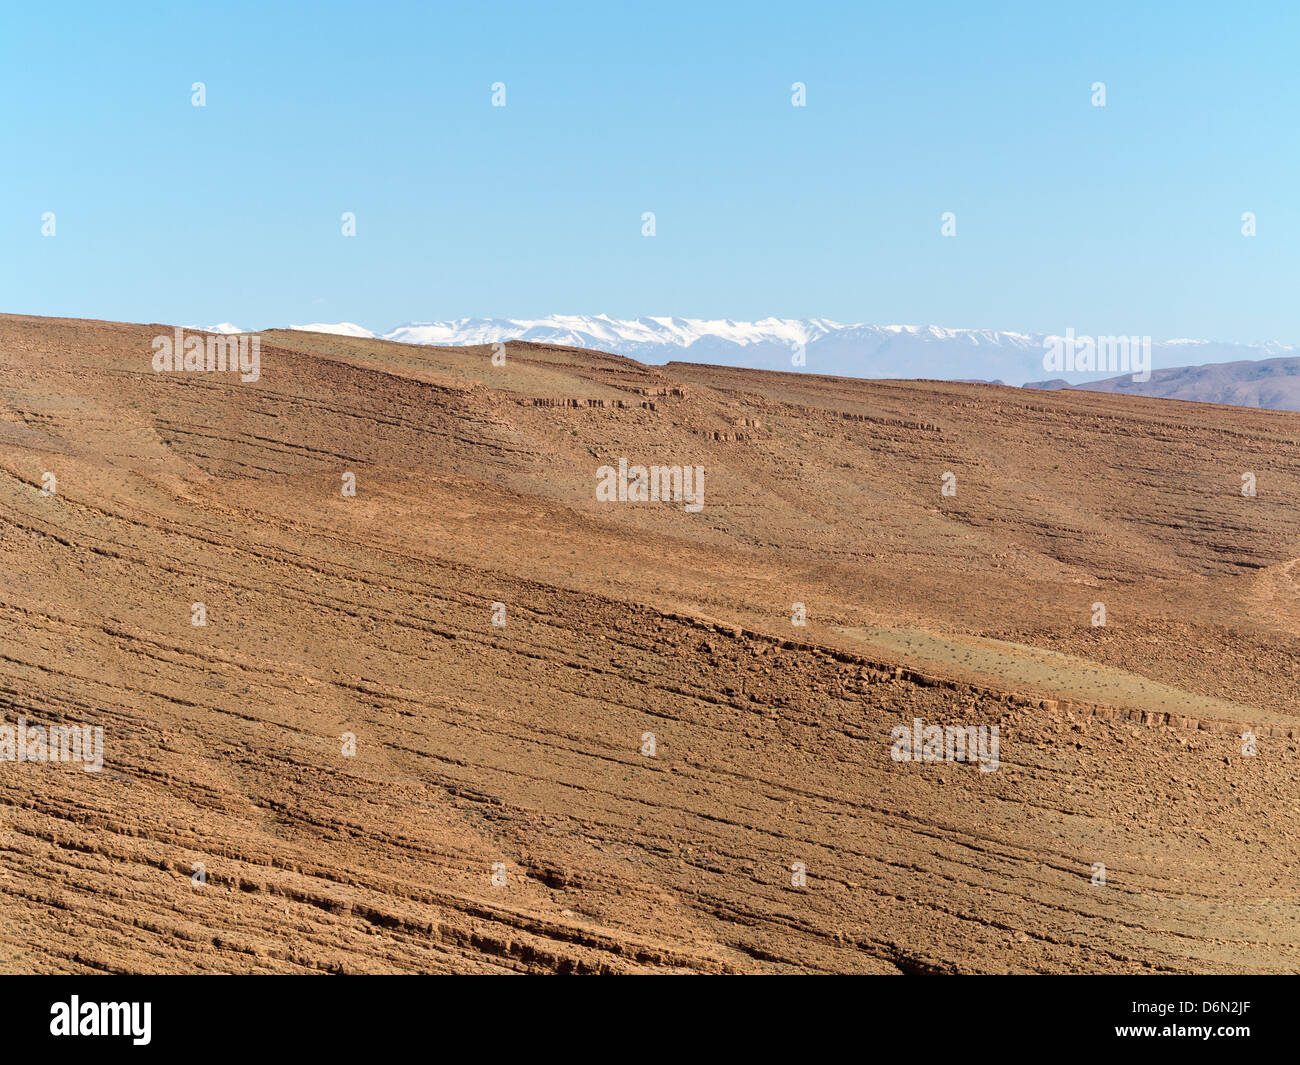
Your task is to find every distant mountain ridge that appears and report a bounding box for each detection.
[198,316,1300,403]
[1025,355,1300,411]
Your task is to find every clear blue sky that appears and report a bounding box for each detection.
[2,0,1297,342]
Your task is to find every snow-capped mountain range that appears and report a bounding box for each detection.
[200,316,1300,388]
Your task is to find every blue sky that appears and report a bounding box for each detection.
[2,0,1297,342]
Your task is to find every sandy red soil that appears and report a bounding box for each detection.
[2,313,1299,972]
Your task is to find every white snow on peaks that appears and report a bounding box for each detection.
[364,316,1066,383]
[381,316,844,350]
[201,315,1299,387]
[289,322,377,338]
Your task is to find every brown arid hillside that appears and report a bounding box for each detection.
[3,312,1300,973]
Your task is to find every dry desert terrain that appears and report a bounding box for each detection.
[3,313,1300,973]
